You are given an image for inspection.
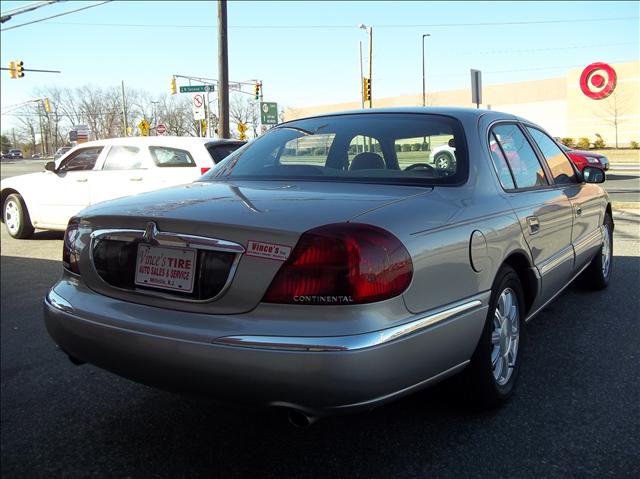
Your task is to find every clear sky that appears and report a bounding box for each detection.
[1,0,638,131]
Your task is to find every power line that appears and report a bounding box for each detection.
[33,16,639,30]
[1,1,112,32]
[456,42,637,55]
[0,0,63,23]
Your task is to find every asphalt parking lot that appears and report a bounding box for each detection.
[1,211,638,478]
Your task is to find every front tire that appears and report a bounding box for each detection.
[465,265,525,408]
[3,193,34,239]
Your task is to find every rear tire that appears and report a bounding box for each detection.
[577,213,613,290]
[465,265,525,408]
[3,193,34,239]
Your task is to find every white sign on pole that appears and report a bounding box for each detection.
[470,69,482,107]
[192,93,205,120]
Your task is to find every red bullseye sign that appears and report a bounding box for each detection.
[580,62,617,100]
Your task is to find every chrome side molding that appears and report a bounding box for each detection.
[213,297,485,352]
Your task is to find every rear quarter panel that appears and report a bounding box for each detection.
[354,112,533,315]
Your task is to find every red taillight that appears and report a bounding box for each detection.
[262,223,413,305]
[200,167,211,175]
[62,216,81,274]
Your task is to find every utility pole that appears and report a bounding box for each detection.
[121,81,128,136]
[217,0,230,138]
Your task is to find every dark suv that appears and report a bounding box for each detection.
[6,149,23,160]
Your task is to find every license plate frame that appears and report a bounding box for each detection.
[134,244,197,293]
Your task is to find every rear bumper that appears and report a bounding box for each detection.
[44,281,488,416]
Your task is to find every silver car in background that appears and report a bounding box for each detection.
[44,108,612,424]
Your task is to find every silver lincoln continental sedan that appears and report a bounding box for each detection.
[44,108,612,425]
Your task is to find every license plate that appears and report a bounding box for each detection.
[134,244,197,293]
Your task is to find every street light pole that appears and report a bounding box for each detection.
[368,26,373,108]
[359,41,364,109]
[422,33,430,107]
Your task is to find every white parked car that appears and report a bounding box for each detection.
[1,136,245,238]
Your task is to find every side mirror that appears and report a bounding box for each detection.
[44,161,56,172]
[582,166,605,184]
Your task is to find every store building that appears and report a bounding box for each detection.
[284,60,639,147]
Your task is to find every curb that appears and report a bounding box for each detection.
[612,201,640,211]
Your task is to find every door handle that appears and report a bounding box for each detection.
[527,216,540,234]
[575,206,582,217]
[75,178,87,183]
[129,177,143,181]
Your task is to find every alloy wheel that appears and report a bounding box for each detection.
[491,287,520,386]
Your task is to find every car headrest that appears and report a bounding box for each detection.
[350,152,385,170]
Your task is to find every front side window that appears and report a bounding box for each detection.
[102,146,143,170]
[492,124,548,189]
[205,113,468,185]
[526,127,577,185]
[59,147,103,172]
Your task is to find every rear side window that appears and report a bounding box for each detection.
[526,127,577,185]
[489,133,516,190]
[492,124,548,189]
[102,146,143,170]
[149,147,195,168]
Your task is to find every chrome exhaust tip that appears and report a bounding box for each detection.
[287,409,317,428]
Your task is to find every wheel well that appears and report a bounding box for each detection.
[0,189,20,223]
[605,203,614,231]
[434,151,453,159]
[502,252,537,315]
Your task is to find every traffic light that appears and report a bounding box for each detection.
[43,98,52,113]
[170,77,177,95]
[8,61,16,79]
[254,82,261,100]
[363,77,371,102]
[15,61,24,78]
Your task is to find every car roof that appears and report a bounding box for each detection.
[69,137,244,149]
[278,106,519,125]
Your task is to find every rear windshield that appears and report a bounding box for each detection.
[203,113,468,185]
[206,142,244,163]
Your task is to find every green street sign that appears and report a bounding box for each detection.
[179,84,215,93]
[260,102,278,125]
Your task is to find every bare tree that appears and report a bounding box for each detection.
[596,90,630,148]
[229,95,259,139]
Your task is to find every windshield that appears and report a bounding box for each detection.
[202,113,468,186]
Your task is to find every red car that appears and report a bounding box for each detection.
[557,144,609,171]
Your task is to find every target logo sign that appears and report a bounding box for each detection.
[580,62,617,100]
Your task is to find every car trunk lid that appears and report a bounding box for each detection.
[78,180,431,314]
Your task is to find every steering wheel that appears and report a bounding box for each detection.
[405,163,436,173]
